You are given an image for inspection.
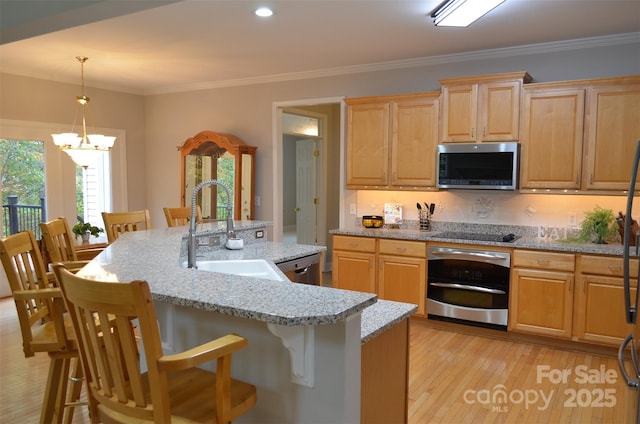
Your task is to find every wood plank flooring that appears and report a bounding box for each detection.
[0,296,635,423]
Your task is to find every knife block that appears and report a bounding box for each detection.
[618,219,639,246]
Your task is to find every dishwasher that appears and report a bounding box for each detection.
[276,253,321,285]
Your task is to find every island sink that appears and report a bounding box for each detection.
[182,259,285,281]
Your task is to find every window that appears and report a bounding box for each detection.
[0,139,46,238]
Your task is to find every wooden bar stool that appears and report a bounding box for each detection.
[163,205,202,227]
[0,230,84,423]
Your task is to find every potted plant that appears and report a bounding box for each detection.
[72,221,104,242]
[572,205,619,244]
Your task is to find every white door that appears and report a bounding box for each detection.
[296,139,317,245]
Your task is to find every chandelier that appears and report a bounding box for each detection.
[52,56,116,168]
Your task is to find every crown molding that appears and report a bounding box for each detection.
[146,32,640,95]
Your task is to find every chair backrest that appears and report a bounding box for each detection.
[40,217,78,263]
[0,230,70,357]
[163,205,202,227]
[53,265,174,422]
[101,209,151,243]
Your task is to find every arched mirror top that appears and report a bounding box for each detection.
[178,131,256,220]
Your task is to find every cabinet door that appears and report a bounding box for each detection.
[574,275,636,345]
[583,84,640,190]
[333,250,377,293]
[379,254,426,316]
[520,88,585,189]
[346,102,390,188]
[390,96,439,187]
[441,84,478,142]
[479,80,522,141]
[509,268,573,338]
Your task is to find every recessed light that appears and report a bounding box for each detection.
[255,7,273,17]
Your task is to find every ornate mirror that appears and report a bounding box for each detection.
[179,131,256,220]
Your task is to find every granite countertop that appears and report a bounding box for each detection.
[78,223,416,342]
[331,226,632,256]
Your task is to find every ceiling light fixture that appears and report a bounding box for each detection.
[51,56,115,168]
[255,7,273,17]
[431,0,506,27]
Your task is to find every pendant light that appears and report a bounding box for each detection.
[52,56,115,168]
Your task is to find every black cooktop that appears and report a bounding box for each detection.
[433,231,520,243]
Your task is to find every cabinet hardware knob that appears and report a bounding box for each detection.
[537,259,550,265]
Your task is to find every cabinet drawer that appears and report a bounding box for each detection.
[580,255,639,278]
[378,239,426,258]
[513,250,575,272]
[333,235,376,253]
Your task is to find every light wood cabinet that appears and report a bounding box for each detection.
[519,76,640,192]
[346,93,439,189]
[332,235,377,293]
[440,72,531,143]
[520,87,585,189]
[378,239,426,316]
[345,101,389,187]
[509,250,575,338]
[332,235,427,316]
[574,255,638,345]
[583,82,640,190]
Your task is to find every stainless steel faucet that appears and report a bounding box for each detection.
[187,179,236,268]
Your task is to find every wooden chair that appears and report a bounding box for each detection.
[163,205,202,227]
[101,209,151,243]
[0,230,83,424]
[40,217,103,269]
[53,264,257,423]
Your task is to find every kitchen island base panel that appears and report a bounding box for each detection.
[154,301,362,423]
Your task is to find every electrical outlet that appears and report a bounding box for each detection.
[255,230,264,239]
[255,196,261,207]
[349,203,357,215]
[568,212,577,226]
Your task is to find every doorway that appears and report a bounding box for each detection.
[272,97,344,272]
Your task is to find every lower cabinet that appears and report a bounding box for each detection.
[509,250,575,338]
[510,250,638,347]
[332,235,377,293]
[378,239,426,316]
[574,255,638,345]
[509,268,574,338]
[332,235,426,316]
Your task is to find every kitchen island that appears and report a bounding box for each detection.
[77,222,416,423]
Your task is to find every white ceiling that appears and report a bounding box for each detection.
[1,0,639,95]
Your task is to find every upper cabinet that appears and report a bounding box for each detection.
[439,72,532,143]
[520,76,640,192]
[520,85,585,189]
[346,92,440,190]
[178,131,256,220]
[583,81,640,191]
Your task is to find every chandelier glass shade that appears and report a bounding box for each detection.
[52,56,116,167]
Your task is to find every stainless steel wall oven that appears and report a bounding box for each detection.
[427,246,510,330]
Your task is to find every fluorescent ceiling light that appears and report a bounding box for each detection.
[255,7,273,17]
[431,0,506,27]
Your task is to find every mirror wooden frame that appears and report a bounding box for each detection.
[178,131,256,220]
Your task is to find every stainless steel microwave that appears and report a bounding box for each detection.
[436,142,520,190]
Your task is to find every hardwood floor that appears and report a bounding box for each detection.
[0,296,634,423]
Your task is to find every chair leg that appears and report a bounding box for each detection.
[41,356,67,424]
[63,358,84,424]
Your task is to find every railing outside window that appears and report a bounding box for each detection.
[2,195,46,239]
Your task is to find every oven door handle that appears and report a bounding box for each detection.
[430,249,509,263]
[430,281,506,295]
